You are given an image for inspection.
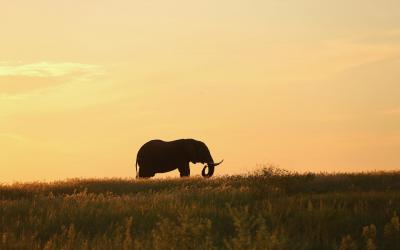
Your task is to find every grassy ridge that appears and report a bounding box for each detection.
[1,168,400,249]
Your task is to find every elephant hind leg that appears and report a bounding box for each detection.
[138,168,155,178]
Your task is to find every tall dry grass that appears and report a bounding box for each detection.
[1,168,400,249]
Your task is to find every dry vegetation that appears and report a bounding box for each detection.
[1,168,400,249]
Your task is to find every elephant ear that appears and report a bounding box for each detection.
[184,139,198,162]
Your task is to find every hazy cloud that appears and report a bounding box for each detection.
[383,107,400,116]
[0,62,101,77]
[0,133,28,143]
[0,62,105,94]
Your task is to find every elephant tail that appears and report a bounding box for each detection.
[135,158,138,178]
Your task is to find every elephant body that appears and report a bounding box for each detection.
[136,139,222,178]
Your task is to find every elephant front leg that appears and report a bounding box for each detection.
[178,163,190,177]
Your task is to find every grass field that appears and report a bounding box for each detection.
[1,167,400,250]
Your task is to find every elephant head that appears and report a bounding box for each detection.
[184,139,223,178]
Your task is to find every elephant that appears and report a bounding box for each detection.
[135,139,223,178]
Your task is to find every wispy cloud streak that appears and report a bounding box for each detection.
[0,133,28,143]
[0,62,101,77]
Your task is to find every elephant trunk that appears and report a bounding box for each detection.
[201,160,223,178]
[201,165,214,178]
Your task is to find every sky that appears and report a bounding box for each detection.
[1,0,400,182]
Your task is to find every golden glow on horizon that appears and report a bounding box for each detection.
[1,0,400,182]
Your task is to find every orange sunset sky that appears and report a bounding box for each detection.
[1,1,400,182]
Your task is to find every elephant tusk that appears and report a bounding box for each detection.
[208,159,224,167]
